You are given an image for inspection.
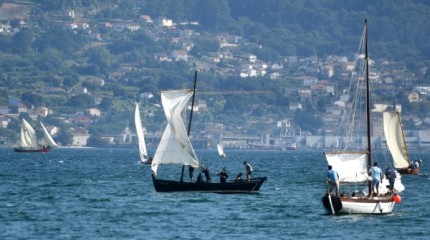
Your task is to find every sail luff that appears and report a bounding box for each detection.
[383,112,410,169]
[135,103,148,161]
[40,122,58,148]
[20,119,38,148]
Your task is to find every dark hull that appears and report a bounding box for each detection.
[397,167,420,175]
[321,194,343,213]
[152,175,267,193]
[14,147,51,153]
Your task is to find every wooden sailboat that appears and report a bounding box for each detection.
[135,103,151,164]
[383,111,419,174]
[321,20,402,214]
[151,71,266,193]
[217,143,226,158]
[14,118,58,153]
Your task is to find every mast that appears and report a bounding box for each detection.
[180,71,198,182]
[364,19,372,195]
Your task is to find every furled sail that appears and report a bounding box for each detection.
[40,122,58,148]
[151,90,199,175]
[325,153,369,182]
[20,119,38,148]
[135,103,148,162]
[383,111,410,169]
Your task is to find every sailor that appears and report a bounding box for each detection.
[201,166,212,183]
[219,168,228,183]
[189,166,195,182]
[235,172,243,182]
[243,161,253,181]
[371,162,383,197]
[196,173,204,183]
[385,167,396,193]
[326,165,340,197]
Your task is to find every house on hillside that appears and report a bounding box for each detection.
[408,92,420,103]
[0,106,9,114]
[289,102,303,111]
[72,127,90,147]
[293,76,318,86]
[86,108,101,117]
[172,50,188,61]
[0,115,12,128]
[17,104,28,113]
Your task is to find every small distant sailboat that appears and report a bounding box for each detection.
[135,103,151,164]
[383,111,419,174]
[217,143,226,158]
[14,118,58,153]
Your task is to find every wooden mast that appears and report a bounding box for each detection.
[364,19,373,195]
[180,71,198,182]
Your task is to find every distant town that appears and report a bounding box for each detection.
[1,2,430,150]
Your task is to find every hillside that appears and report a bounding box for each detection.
[0,0,429,147]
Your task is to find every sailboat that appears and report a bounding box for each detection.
[321,20,402,214]
[217,143,226,158]
[383,111,419,174]
[151,71,266,193]
[14,118,58,153]
[135,103,151,164]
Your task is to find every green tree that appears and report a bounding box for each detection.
[56,128,73,146]
[87,47,115,74]
[12,29,33,53]
[21,92,43,106]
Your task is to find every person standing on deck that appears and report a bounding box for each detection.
[188,166,195,182]
[243,161,253,181]
[326,165,339,197]
[385,167,396,193]
[371,162,383,197]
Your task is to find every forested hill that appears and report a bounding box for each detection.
[35,0,430,69]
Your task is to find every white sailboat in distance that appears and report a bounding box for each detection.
[135,103,151,164]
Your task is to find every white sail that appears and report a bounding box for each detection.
[135,103,148,162]
[325,153,369,182]
[20,119,38,148]
[40,122,58,148]
[151,90,199,175]
[383,112,410,169]
[217,143,225,157]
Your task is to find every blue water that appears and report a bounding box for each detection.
[0,148,429,239]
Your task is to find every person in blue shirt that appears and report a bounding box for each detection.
[385,167,396,193]
[371,162,383,197]
[326,165,339,197]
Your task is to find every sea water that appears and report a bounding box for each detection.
[0,148,429,239]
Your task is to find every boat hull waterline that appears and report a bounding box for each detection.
[14,147,51,153]
[322,194,395,214]
[152,175,267,193]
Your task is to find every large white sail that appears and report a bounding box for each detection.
[151,90,199,175]
[20,119,38,148]
[325,152,368,182]
[40,122,58,148]
[134,103,148,162]
[383,112,410,169]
